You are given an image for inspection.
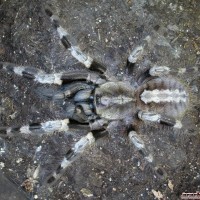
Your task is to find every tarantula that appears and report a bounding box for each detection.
[0,9,189,193]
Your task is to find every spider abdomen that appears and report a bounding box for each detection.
[136,77,189,119]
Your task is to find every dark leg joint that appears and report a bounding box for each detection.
[22,71,35,79]
[89,60,106,74]
[92,130,108,140]
[137,69,152,85]
[61,36,71,49]
[126,60,136,75]
[45,9,53,17]
[160,119,175,127]
[29,123,42,130]
[47,176,56,184]
[160,115,177,127]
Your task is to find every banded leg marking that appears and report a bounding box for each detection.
[0,118,95,137]
[1,62,106,85]
[45,9,107,74]
[1,62,63,85]
[138,111,182,128]
[0,119,69,137]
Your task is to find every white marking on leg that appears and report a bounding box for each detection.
[60,157,70,168]
[174,120,182,129]
[70,46,93,68]
[20,126,32,134]
[13,67,25,76]
[128,131,145,149]
[140,89,187,104]
[57,26,69,38]
[149,66,170,76]
[73,132,95,153]
[138,111,161,122]
[41,119,69,132]
[35,74,62,85]
[60,132,95,170]
[128,46,144,63]
[129,131,153,163]
[6,128,12,135]
[36,146,42,153]
[49,17,94,68]
[53,74,63,85]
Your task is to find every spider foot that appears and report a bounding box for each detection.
[126,46,144,74]
[128,131,153,163]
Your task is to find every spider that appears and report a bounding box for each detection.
[0,9,190,194]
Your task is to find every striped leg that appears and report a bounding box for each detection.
[45,132,95,184]
[1,62,106,85]
[21,132,95,195]
[0,119,92,137]
[50,130,108,184]
[0,62,63,85]
[138,111,182,128]
[45,9,107,75]
[44,128,108,186]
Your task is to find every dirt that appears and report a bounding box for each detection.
[0,0,199,199]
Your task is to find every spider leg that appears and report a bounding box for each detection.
[128,130,168,179]
[1,62,65,85]
[137,66,170,85]
[51,82,94,100]
[128,130,153,163]
[0,119,92,137]
[1,62,106,85]
[45,9,107,75]
[21,132,95,193]
[89,118,108,130]
[45,129,108,185]
[138,111,182,128]
[45,132,94,184]
[126,46,144,74]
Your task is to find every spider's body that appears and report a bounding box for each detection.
[0,9,191,194]
[66,77,188,126]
